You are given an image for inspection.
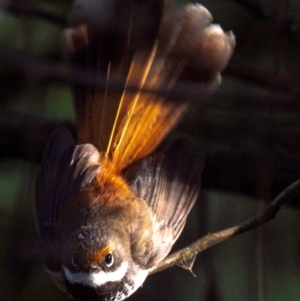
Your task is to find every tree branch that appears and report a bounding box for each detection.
[149,178,300,274]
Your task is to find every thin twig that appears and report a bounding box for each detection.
[149,178,300,274]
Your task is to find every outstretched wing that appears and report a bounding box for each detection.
[35,128,100,249]
[124,140,204,264]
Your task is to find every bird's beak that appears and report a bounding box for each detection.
[86,264,99,275]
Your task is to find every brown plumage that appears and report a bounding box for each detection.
[36,1,235,301]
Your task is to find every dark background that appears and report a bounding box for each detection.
[0,0,300,300]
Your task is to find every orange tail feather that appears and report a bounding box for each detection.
[67,2,235,170]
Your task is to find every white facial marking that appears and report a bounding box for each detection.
[132,268,148,291]
[63,261,128,287]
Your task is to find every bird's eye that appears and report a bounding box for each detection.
[71,254,79,267]
[104,253,114,267]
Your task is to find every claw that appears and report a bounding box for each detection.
[177,256,196,277]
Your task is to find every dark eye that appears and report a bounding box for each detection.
[104,253,114,267]
[71,254,79,267]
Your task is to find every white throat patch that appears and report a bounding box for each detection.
[63,261,128,287]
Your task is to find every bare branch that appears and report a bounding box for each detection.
[149,178,300,274]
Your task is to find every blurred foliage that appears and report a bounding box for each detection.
[0,0,300,301]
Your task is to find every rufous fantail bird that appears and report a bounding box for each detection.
[35,1,235,300]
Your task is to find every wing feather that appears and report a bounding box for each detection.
[124,141,204,261]
[35,128,100,246]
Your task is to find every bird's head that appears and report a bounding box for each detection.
[61,226,147,301]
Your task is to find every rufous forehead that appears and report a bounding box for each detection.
[89,245,111,263]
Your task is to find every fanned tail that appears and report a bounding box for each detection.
[66,1,235,170]
[110,46,190,169]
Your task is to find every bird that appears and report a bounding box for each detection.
[35,1,235,301]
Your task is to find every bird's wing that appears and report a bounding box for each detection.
[124,140,204,264]
[35,128,100,248]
